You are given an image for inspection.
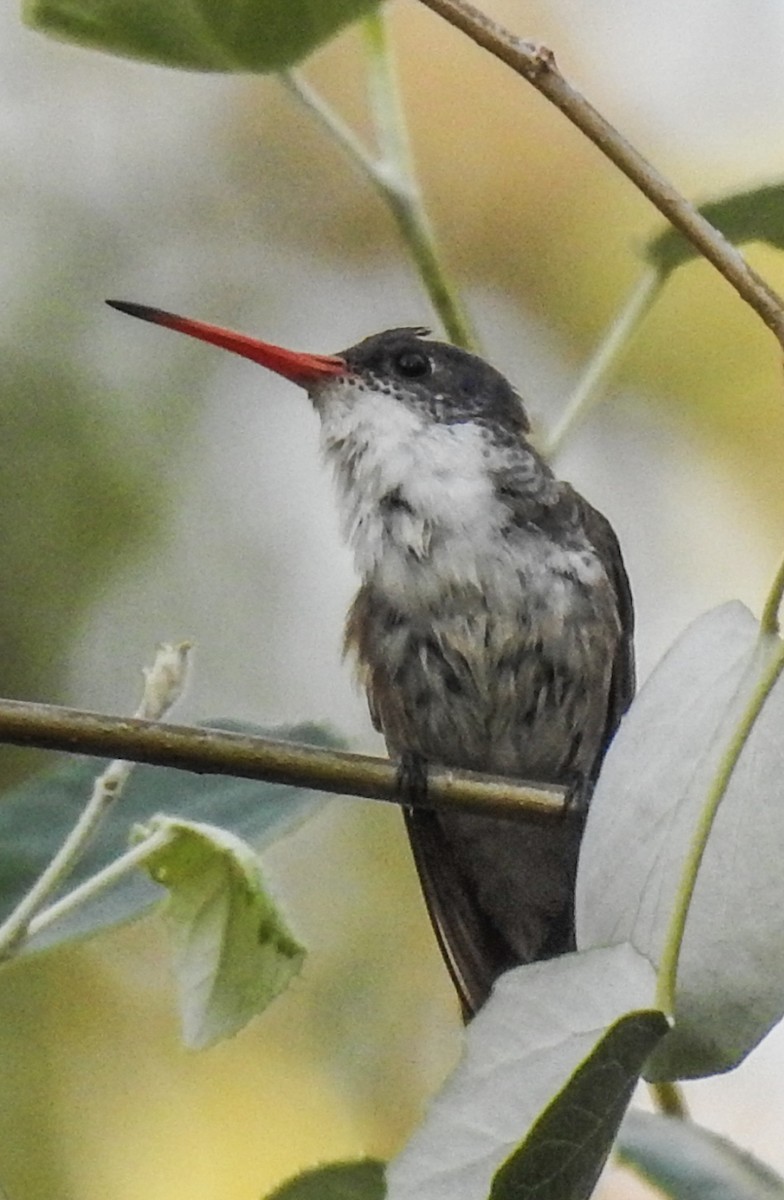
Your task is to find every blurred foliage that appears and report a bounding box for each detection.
[617,1110,784,1200]
[25,0,379,73]
[0,802,453,1200]
[266,1159,385,1200]
[0,348,158,783]
[0,720,337,953]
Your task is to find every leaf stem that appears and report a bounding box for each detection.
[282,73,380,184]
[0,697,569,824]
[364,10,478,350]
[416,0,784,346]
[363,10,414,184]
[656,633,784,1014]
[0,644,190,959]
[647,1080,689,1120]
[25,828,173,943]
[283,12,478,351]
[760,554,784,636]
[545,268,662,458]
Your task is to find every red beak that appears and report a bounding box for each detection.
[106,301,348,386]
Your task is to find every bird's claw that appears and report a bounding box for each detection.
[563,773,593,821]
[396,751,429,809]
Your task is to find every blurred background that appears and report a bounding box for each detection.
[2,0,784,1196]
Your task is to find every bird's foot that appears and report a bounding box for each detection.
[395,751,429,809]
[563,772,593,821]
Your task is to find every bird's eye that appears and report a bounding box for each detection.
[394,350,431,379]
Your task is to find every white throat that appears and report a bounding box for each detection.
[316,378,519,596]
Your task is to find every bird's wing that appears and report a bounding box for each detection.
[404,486,636,1017]
[403,805,521,1018]
[567,487,636,769]
[496,474,636,767]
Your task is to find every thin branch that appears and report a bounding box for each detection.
[416,0,784,345]
[0,697,569,824]
[363,10,416,186]
[282,73,381,185]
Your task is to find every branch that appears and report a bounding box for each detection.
[416,0,784,345]
[0,697,570,824]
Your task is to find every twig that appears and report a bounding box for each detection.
[0,644,190,959]
[0,697,569,824]
[283,10,478,350]
[545,268,661,457]
[282,73,380,184]
[416,0,784,345]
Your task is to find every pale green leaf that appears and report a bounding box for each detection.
[385,944,659,1200]
[617,1110,784,1200]
[137,814,304,1047]
[576,602,784,1078]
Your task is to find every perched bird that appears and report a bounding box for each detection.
[107,302,635,1017]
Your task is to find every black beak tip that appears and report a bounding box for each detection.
[106,299,165,324]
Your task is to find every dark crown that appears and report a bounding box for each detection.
[339,328,530,434]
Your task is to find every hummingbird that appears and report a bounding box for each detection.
[107,301,635,1017]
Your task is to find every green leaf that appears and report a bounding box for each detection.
[136,815,303,1047]
[266,1160,386,1200]
[645,182,784,276]
[0,720,340,955]
[576,602,784,1079]
[617,1110,784,1200]
[491,1012,668,1200]
[386,943,660,1200]
[23,0,380,72]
